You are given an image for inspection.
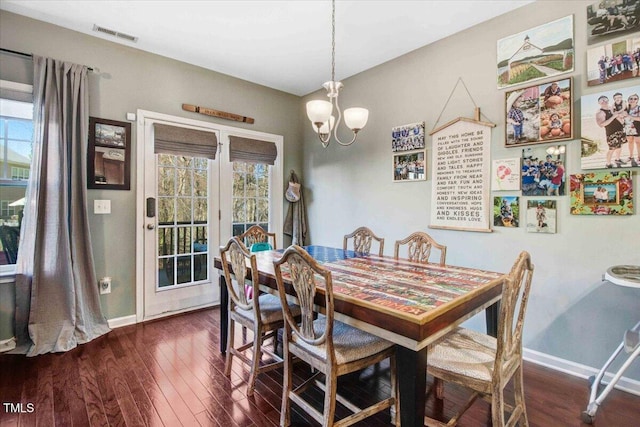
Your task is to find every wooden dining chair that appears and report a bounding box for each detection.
[238,224,277,250]
[343,226,385,256]
[425,251,534,427]
[219,236,299,396]
[274,245,399,427]
[394,231,447,265]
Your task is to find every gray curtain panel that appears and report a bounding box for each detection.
[14,56,110,356]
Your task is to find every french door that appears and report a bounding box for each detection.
[136,110,283,322]
[139,114,220,320]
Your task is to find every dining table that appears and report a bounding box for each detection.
[214,245,505,427]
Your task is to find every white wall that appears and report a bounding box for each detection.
[302,0,640,381]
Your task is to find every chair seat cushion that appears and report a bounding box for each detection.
[428,327,496,383]
[234,293,300,324]
[291,317,394,365]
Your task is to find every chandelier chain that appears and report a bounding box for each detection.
[331,0,336,82]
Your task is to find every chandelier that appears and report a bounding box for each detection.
[306,0,369,147]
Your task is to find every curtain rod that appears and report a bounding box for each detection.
[0,47,97,72]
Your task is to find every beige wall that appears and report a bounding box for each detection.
[0,11,303,321]
[302,1,640,380]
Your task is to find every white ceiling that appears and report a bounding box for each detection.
[1,0,534,96]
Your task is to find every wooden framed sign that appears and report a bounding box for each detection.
[429,115,494,232]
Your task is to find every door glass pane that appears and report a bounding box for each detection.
[157,167,175,196]
[159,258,174,287]
[176,156,192,168]
[257,199,269,222]
[176,255,192,284]
[158,197,175,223]
[194,253,207,281]
[177,226,192,254]
[158,227,173,256]
[233,172,244,197]
[156,153,209,288]
[176,169,192,196]
[231,160,271,242]
[158,153,175,166]
[176,198,192,223]
[194,170,207,196]
[194,198,207,223]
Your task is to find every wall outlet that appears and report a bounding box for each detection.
[99,277,112,294]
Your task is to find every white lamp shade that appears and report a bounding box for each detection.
[344,107,369,130]
[313,115,335,134]
[306,100,333,124]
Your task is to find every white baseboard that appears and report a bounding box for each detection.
[107,314,137,329]
[0,336,16,353]
[524,348,640,397]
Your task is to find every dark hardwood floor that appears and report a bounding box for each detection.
[1,308,638,426]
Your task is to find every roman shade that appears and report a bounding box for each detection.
[154,123,218,159]
[229,136,278,165]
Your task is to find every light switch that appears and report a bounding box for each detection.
[94,199,111,214]
[126,112,136,121]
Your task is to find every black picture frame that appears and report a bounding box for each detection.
[88,117,131,190]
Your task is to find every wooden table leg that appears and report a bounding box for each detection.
[485,301,500,338]
[219,274,228,353]
[397,345,427,427]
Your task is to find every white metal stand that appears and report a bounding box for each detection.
[581,265,640,424]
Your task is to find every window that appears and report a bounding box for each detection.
[0,86,33,269]
[232,161,270,237]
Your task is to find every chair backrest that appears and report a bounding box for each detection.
[0,225,19,264]
[220,237,259,313]
[343,226,385,256]
[394,231,447,265]
[494,251,534,381]
[274,245,336,357]
[239,225,277,250]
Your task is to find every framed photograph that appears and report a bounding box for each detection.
[521,145,566,196]
[570,170,633,215]
[505,78,572,147]
[526,199,557,233]
[493,196,519,227]
[88,117,131,190]
[392,122,425,152]
[393,150,425,182]
[580,84,640,169]
[492,158,521,191]
[587,38,640,86]
[497,15,574,89]
[586,1,640,45]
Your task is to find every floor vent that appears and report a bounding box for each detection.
[93,25,139,43]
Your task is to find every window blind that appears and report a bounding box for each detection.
[228,136,277,165]
[153,123,218,159]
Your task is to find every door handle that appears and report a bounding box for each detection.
[146,197,156,218]
[147,224,155,230]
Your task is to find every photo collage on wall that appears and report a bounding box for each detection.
[494,15,575,232]
[492,5,637,229]
[392,122,426,182]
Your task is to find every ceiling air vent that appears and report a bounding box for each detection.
[92,25,138,43]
